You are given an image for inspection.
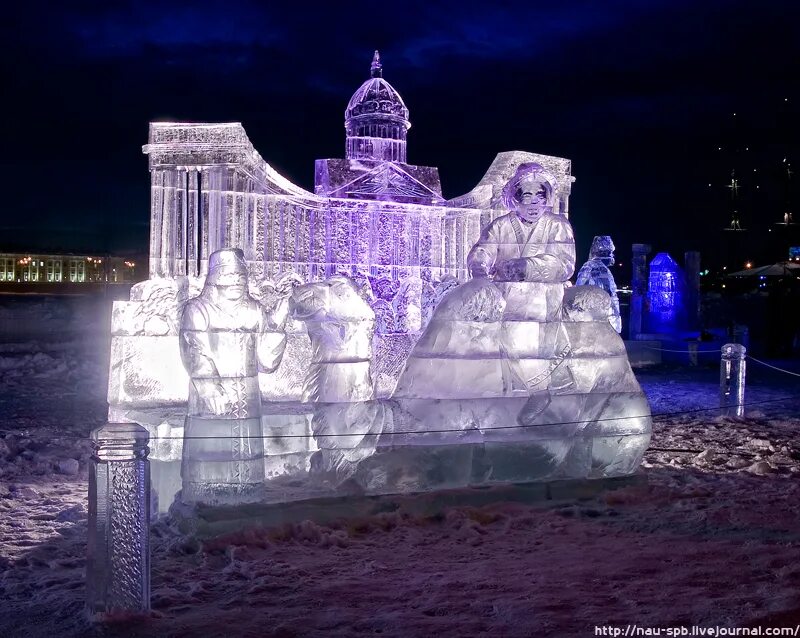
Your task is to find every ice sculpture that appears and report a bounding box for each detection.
[107,52,651,508]
[87,423,150,615]
[290,276,383,483]
[179,248,290,504]
[647,252,686,333]
[576,235,622,333]
[290,276,375,404]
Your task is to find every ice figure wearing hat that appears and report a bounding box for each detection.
[396,162,576,420]
[467,162,576,421]
[179,248,290,504]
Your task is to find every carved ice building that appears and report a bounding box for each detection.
[111,52,576,418]
[143,52,573,301]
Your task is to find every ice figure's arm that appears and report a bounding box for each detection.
[521,217,576,282]
[257,299,290,373]
[466,220,501,277]
[179,301,220,379]
[578,261,617,290]
[575,263,595,287]
[290,283,326,321]
[266,294,291,330]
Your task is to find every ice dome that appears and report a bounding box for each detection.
[345,51,411,163]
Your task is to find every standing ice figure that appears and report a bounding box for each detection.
[467,163,576,422]
[291,276,381,483]
[576,235,622,333]
[179,248,290,504]
[290,276,375,404]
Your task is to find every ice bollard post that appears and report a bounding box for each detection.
[720,343,746,417]
[87,422,151,616]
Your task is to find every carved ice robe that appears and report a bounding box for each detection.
[395,212,575,399]
[179,292,288,495]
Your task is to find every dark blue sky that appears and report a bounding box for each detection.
[2,0,798,267]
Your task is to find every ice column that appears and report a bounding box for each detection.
[684,251,701,330]
[719,343,746,417]
[629,243,652,339]
[87,423,150,616]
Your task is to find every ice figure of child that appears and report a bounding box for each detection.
[179,248,290,504]
[576,235,622,333]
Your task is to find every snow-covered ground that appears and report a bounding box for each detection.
[0,295,799,637]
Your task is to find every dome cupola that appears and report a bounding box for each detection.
[344,51,410,163]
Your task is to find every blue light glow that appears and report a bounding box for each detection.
[647,252,685,333]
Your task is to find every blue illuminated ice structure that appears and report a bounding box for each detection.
[107,53,651,507]
[646,252,686,334]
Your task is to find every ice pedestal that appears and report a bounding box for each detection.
[142,388,651,510]
[335,391,650,495]
[87,423,150,616]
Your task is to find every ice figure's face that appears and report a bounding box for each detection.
[598,250,615,267]
[514,178,550,223]
[590,237,616,267]
[214,270,247,302]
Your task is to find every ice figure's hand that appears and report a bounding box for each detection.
[495,258,527,282]
[275,277,298,297]
[205,383,231,415]
[469,262,490,279]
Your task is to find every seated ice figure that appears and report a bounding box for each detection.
[386,164,651,488]
[179,248,290,504]
[395,162,575,422]
[576,235,622,333]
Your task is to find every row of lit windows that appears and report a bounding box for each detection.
[0,256,135,283]
[0,259,87,282]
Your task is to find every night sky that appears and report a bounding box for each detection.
[3,0,799,272]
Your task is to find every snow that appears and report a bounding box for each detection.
[1,295,799,637]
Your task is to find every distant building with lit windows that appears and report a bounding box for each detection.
[0,253,145,290]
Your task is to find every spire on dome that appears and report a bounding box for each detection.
[370,50,382,78]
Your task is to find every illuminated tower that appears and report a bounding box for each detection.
[724,169,745,232]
